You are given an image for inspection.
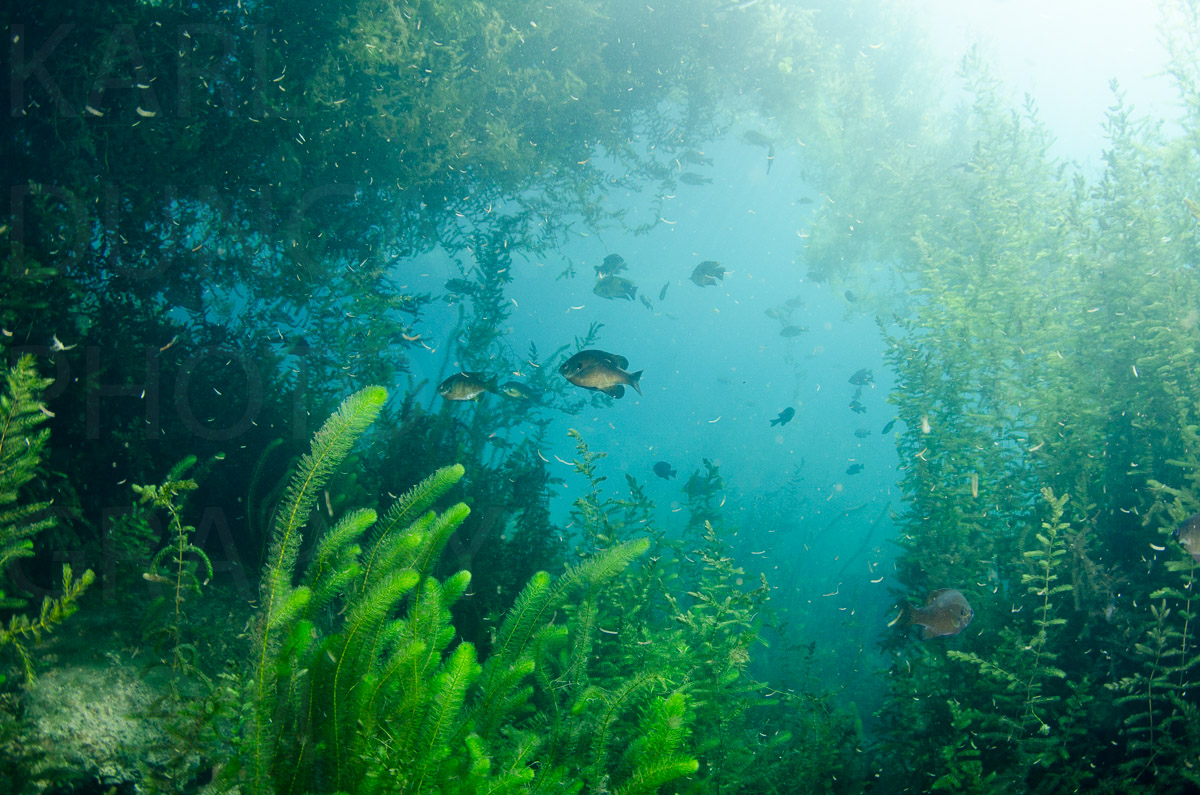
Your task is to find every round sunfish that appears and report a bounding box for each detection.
[1173,513,1200,562]
[690,260,725,287]
[560,349,643,399]
[437,372,493,402]
[653,461,677,480]
[594,275,638,300]
[596,254,628,277]
[892,588,974,639]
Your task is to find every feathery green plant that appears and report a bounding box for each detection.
[235,389,676,793]
[245,384,388,793]
[0,355,56,591]
[0,355,94,683]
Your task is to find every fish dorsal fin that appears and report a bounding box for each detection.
[926,589,952,604]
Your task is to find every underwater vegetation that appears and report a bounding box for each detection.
[7,0,1200,792]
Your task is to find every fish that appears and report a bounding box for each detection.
[779,325,808,338]
[1173,514,1200,562]
[444,278,477,295]
[499,381,539,401]
[715,0,762,13]
[849,400,866,414]
[596,254,628,277]
[438,372,494,401]
[593,275,638,300]
[894,589,974,639]
[659,282,670,301]
[740,131,776,174]
[690,260,726,287]
[653,461,677,480]
[849,368,874,386]
[741,130,774,148]
[640,295,654,310]
[844,290,858,303]
[679,172,713,185]
[853,429,871,438]
[560,349,643,399]
[286,335,311,356]
[881,419,896,434]
[770,407,795,426]
[845,463,864,475]
[679,149,713,166]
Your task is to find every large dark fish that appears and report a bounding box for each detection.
[444,278,477,295]
[679,172,712,185]
[779,325,808,338]
[690,260,725,287]
[849,368,874,386]
[849,400,866,414]
[740,130,776,174]
[560,349,643,399]
[438,372,493,401]
[594,275,638,300]
[770,407,795,426]
[845,463,864,475]
[1174,514,1200,562]
[893,589,974,639]
[653,461,677,480]
[596,254,627,277]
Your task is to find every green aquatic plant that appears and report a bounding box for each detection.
[132,456,219,672]
[244,384,388,792]
[1110,445,1200,788]
[232,389,684,793]
[0,355,56,591]
[0,355,94,683]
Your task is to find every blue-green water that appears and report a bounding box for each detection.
[4,0,1200,792]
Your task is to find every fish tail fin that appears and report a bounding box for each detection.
[669,468,677,478]
[887,602,912,629]
[628,370,643,396]
[769,417,780,426]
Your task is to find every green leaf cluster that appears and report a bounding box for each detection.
[0,355,94,684]
[232,389,699,794]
